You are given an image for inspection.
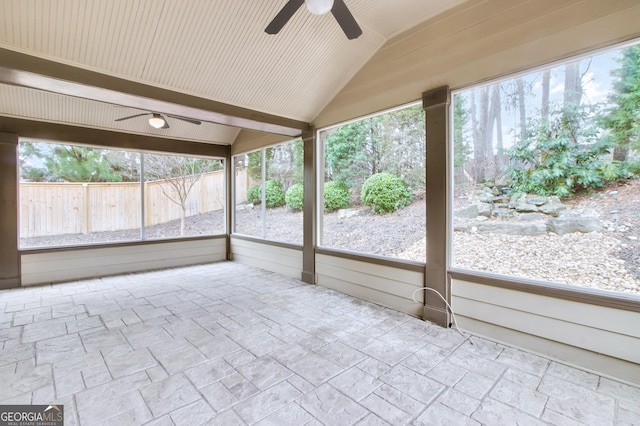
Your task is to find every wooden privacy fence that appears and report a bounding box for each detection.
[20,168,248,238]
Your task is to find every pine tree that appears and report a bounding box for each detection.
[47,145,124,182]
[602,45,640,162]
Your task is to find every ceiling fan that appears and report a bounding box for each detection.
[115,112,201,129]
[266,0,362,40]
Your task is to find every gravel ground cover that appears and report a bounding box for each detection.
[22,180,640,295]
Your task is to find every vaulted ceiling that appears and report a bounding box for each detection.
[0,0,466,146]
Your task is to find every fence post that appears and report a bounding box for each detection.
[144,181,150,228]
[82,183,90,234]
[200,172,207,214]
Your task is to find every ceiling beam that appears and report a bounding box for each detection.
[0,48,309,138]
[0,116,229,158]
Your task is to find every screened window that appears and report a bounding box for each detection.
[319,104,426,262]
[19,141,224,249]
[451,40,640,297]
[143,152,225,239]
[233,139,303,245]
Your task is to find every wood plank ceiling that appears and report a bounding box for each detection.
[0,0,466,145]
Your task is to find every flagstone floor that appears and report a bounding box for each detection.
[0,262,638,425]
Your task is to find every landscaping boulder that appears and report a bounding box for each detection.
[539,202,566,216]
[514,203,538,213]
[477,203,492,217]
[492,205,516,219]
[236,203,254,211]
[338,208,360,219]
[455,203,491,219]
[548,196,562,204]
[453,223,471,232]
[476,222,547,236]
[526,196,547,206]
[546,217,603,235]
[478,192,495,203]
[519,213,547,222]
[509,192,526,204]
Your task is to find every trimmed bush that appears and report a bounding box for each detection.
[247,185,261,205]
[285,183,304,210]
[324,181,350,212]
[264,180,286,207]
[246,181,286,207]
[361,173,412,214]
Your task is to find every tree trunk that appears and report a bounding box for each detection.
[516,78,527,141]
[180,206,186,236]
[613,145,629,162]
[483,85,497,180]
[471,88,490,183]
[491,84,504,176]
[541,69,551,123]
[564,61,583,109]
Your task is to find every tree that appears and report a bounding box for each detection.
[324,105,425,194]
[325,116,383,192]
[470,84,503,182]
[19,141,139,182]
[104,150,141,182]
[564,61,583,110]
[514,78,528,144]
[377,105,425,189]
[502,77,533,142]
[19,141,49,182]
[541,69,551,123]
[247,149,272,182]
[267,139,303,190]
[601,45,640,162]
[453,94,471,184]
[470,87,488,182]
[144,154,221,235]
[508,105,621,197]
[490,84,504,175]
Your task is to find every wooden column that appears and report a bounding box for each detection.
[0,133,20,289]
[423,87,450,327]
[301,127,316,284]
[225,146,233,260]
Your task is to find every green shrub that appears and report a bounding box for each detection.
[324,181,350,212]
[508,106,626,197]
[285,183,304,210]
[627,160,640,176]
[246,181,286,207]
[264,180,286,207]
[361,173,412,214]
[247,185,261,204]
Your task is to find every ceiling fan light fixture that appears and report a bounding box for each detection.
[305,0,334,15]
[148,114,166,129]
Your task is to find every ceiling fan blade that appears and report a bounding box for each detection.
[114,113,150,122]
[331,0,362,40]
[167,114,201,125]
[265,0,304,34]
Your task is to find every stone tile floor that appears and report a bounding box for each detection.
[1,262,639,425]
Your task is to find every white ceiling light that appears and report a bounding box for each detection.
[148,113,167,129]
[305,0,334,15]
